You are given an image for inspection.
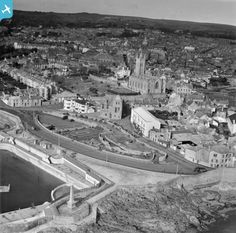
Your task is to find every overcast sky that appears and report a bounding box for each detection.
[14,0,236,25]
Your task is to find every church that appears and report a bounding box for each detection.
[128,51,166,95]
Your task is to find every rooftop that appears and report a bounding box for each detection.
[133,107,165,124]
[211,145,231,154]
[228,113,236,123]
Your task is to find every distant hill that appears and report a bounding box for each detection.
[3,10,236,39]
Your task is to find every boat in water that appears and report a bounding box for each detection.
[0,184,10,193]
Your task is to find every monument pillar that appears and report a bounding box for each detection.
[67,185,76,209]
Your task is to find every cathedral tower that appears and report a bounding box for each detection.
[134,51,146,77]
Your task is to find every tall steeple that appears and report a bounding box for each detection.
[134,50,146,77]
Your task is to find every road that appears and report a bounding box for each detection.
[40,111,209,171]
[0,104,210,175]
[28,115,206,175]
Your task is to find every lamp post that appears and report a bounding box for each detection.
[106,152,108,163]
[176,162,179,175]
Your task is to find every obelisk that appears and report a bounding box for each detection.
[67,184,76,209]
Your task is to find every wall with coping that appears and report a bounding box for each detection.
[0,143,89,190]
[168,168,236,191]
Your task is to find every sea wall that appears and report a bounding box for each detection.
[0,135,102,187]
[169,168,236,190]
[0,143,88,190]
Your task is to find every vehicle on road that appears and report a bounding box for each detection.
[194,167,208,173]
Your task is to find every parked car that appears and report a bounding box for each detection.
[194,167,208,173]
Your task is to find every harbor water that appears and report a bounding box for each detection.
[204,210,236,233]
[0,150,62,213]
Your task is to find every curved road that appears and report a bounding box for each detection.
[26,115,207,175]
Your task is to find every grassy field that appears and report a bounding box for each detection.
[61,127,103,141]
[105,131,151,153]
[39,114,86,130]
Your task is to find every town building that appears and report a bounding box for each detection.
[1,94,42,107]
[52,91,77,103]
[174,82,193,95]
[64,98,95,114]
[131,107,165,137]
[128,51,166,94]
[115,66,131,79]
[100,95,123,120]
[227,113,236,135]
[149,128,171,147]
[209,145,234,168]
[183,144,234,168]
[0,63,57,100]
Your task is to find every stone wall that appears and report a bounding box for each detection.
[168,168,236,191]
[0,143,89,190]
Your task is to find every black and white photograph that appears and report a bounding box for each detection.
[0,0,236,232]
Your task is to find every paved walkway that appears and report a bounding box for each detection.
[73,151,178,186]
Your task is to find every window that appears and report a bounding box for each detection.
[155,82,159,89]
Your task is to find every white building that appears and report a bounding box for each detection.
[131,107,164,137]
[184,46,195,52]
[115,66,131,79]
[64,99,95,114]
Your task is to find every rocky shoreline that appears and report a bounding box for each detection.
[38,168,236,233]
[37,184,236,233]
[72,182,236,233]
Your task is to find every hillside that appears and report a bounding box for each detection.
[2,10,236,39]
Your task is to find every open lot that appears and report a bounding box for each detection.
[105,131,151,153]
[39,113,86,129]
[52,76,134,98]
[61,127,103,141]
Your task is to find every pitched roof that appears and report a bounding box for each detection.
[211,145,231,154]
[133,107,165,124]
[228,113,236,123]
